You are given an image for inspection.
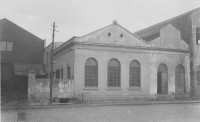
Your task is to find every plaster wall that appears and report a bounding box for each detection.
[53,47,74,81]
[191,10,200,95]
[73,45,190,100]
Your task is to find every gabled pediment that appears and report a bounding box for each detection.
[77,22,148,47]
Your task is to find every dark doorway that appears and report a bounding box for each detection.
[157,64,168,94]
[175,64,185,94]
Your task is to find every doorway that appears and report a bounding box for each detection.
[157,64,168,94]
[175,64,185,94]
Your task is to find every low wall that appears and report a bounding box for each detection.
[28,72,73,101]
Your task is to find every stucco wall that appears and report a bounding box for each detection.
[28,72,73,101]
[53,47,74,81]
[43,42,64,75]
[191,10,200,95]
[74,45,190,100]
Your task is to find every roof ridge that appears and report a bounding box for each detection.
[134,7,200,35]
[0,18,44,41]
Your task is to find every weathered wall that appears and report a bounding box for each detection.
[0,19,44,64]
[74,45,190,101]
[28,72,73,101]
[191,10,200,96]
[43,42,64,76]
[53,47,74,80]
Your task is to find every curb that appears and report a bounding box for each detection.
[2,100,200,110]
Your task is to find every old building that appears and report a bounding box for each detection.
[134,7,200,97]
[0,18,45,97]
[43,42,64,78]
[46,8,199,101]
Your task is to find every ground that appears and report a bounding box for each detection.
[2,103,200,122]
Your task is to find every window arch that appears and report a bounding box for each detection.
[197,65,200,84]
[85,58,98,87]
[107,58,121,87]
[129,60,140,87]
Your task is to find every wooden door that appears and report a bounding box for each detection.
[157,64,168,94]
[175,65,185,94]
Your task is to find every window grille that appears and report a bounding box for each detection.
[129,60,140,87]
[85,58,98,87]
[107,59,120,87]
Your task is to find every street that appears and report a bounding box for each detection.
[2,103,200,122]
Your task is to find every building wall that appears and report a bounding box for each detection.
[73,45,190,100]
[53,46,74,81]
[0,19,44,64]
[0,19,45,94]
[191,10,200,95]
[43,42,64,77]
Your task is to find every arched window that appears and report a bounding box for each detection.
[85,58,98,87]
[107,58,120,87]
[130,60,140,87]
[56,69,60,79]
[197,65,200,84]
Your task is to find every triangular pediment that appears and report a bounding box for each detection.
[77,22,148,47]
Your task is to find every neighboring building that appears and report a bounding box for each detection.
[134,7,200,97]
[191,9,200,95]
[0,18,45,96]
[43,42,64,78]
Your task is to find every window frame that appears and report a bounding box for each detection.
[55,69,60,79]
[107,58,121,88]
[129,60,141,87]
[85,58,98,87]
[197,65,200,85]
[196,27,200,45]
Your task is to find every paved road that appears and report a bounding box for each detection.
[2,103,200,122]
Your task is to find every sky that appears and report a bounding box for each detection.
[0,0,200,46]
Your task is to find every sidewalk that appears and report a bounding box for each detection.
[2,98,200,110]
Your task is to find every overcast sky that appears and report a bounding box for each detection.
[0,0,200,46]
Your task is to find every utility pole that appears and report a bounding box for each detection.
[50,22,58,103]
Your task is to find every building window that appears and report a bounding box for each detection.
[46,73,48,78]
[107,58,120,87]
[67,65,70,80]
[129,60,140,87]
[197,28,200,45]
[53,72,55,79]
[120,33,124,38]
[0,41,13,51]
[85,58,98,87]
[61,68,63,79]
[56,69,60,79]
[197,65,200,84]
[46,52,49,66]
[107,32,111,37]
